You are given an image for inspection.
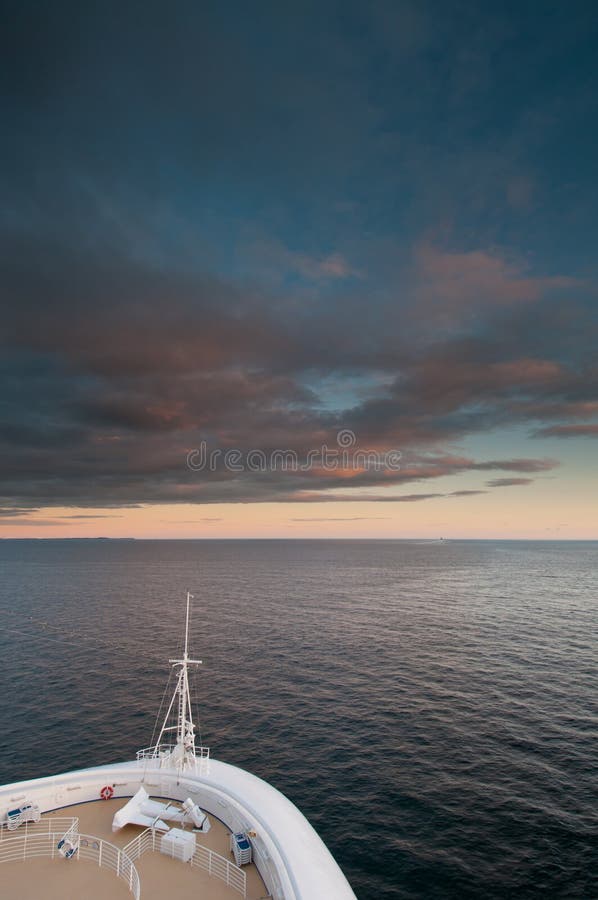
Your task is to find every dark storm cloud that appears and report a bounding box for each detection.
[1,2,597,515]
[0,225,583,511]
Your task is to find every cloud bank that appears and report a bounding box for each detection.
[1,2,597,519]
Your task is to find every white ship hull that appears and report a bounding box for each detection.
[0,756,356,899]
[1,595,355,898]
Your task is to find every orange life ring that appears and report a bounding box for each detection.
[100,785,114,800]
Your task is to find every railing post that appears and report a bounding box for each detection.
[98,839,103,868]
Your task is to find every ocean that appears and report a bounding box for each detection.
[0,539,595,898]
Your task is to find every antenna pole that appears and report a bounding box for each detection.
[151,592,203,771]
[184,591,192,660]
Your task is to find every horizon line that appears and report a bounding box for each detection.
[0,536,596,542]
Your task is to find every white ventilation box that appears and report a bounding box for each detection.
[160,827,196,862]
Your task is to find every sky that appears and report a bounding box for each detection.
[1,1,597,539]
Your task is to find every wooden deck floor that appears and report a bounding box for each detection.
[0,798,270,900]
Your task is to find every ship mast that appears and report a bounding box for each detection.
[154,592,202,771]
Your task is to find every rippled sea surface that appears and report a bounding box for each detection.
[0,539,596,898]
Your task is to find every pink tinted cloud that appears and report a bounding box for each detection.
[248,237,360,281]
[415,242,577,312]
[534,423,598,438]
[491,359,564,384]
[404,354,567,415]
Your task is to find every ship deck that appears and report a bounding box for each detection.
[0,798,270,900]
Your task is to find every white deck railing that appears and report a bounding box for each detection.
[122,826,155,860]
[0,817,78,841]
[78,833,140,899]
[191,841,246,896]
[123,826,246,897]
[136,743,210,762]
[0,818,140,900]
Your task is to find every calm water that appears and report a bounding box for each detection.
[0,539,596,898]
